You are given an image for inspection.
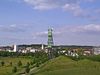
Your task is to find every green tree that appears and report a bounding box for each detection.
[78,48,84,55]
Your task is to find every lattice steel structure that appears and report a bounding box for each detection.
[48,28,54,59]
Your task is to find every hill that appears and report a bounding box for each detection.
[31,56,100,75]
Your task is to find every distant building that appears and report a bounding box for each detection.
[13,45,18,52]
[83,50,92,56]
[78,47,93,56]
[30,49,36,53]
[41,44,44,50]
[93,46,100,55]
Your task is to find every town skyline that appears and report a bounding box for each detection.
[0,0,100,46]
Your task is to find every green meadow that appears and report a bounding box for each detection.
[1,56,100,75]
[0,57,33,75]
[31,56,100,75]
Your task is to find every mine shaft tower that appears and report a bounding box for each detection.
[48,28,54,59]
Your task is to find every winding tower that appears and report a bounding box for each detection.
[48,28,54,59]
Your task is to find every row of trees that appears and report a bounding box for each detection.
[12,61,30,73]
[0,60,22,67]
[0,50,55,74]
[67,54,100,62]
[0,51,37,57]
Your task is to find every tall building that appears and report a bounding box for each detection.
[48,28,54,59]
[41,44,44,50]
[13,45,18,52]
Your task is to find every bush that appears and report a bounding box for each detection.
[17,61,22,66]
[12,66,17,73]
[1,61,5,66]
[9,62,12,66]
[26,62,30,67]
[25,66,30,73]
[30,61,34,65]
[36,62,39,67]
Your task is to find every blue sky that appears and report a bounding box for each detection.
[0,0,100,46]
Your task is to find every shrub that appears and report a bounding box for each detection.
[26,62,30,67]
[9,62,12,66]
[12,66,17,73]
[36,62,39,67]
[25,66,30,73]
[30,61,34,65]
[1,61,5,66]
[17,61,22,66]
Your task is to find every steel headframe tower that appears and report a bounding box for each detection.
[48,28,54,59]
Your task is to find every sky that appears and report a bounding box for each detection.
[0,0,100,46]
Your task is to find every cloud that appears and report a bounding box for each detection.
[72,24,100,33]
[57,24,100,35]
[24,0,60,10]
[22,0,98,18]
[9,0,98,18]
[23,0,80,10]
[83,0,96,2]
[63,4,85,17]
[33,30,62,38]
[35,31,48,37]
[32,24,100,39]
[10,24,17,28]
[0,24,25,33]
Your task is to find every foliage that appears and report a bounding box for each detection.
[12,66,17,73]
[0,51,49,75]
[36,62,39,67]
[86,55,100,62]
[68,55,100,62]
[17,61,22,66]
[0,57,32,75]
[9,62,12,66]
[26,62,30,67]
[25,66,30,73]
[1,61,5,66]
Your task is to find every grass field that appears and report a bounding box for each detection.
[1,56,100,75]
[32,56,100,75]
[0,57,33,75]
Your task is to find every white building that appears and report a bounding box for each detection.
[41,44,44,50]
[93,46,100,55]
[13,45,18,52]
[30,49,36,53]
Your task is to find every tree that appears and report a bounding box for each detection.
[78,48,84,55]
[17,61,22,66]
[12,66,17,73]
[1,61,5,66]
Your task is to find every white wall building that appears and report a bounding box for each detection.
[93,46,100,55]
[41,44,44,50]
[30,49,36,53]
[13,45,18,52]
